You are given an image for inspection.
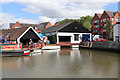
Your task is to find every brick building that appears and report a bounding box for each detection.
[10,21,52,33]
[91,10,120,38]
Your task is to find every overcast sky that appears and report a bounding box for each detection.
[0,0,119,29]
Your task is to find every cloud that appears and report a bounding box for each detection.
[0,13,15,29]
[0,13,37,29]
[38,16,57,25]
[21,0,119,18]
[0,0,119,29]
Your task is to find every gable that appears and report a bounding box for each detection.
[45,22,52,28]
[20,28,40,40]
[58,21,90,33]
[2,27,28,41]
[101,11,111,19]
[92,14,100,21]
[11,22,22,29]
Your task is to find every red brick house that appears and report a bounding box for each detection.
[91,10,120,38]
[54,22,60,26]
[10,21,52,33]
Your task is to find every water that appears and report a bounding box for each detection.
[2,48,118,78]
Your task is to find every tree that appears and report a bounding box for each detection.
[59,19,74,24]
[106,20,112,39]
[58,15,93,31]
[83,21,91,31]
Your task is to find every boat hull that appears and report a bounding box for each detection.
[1,50,30,57]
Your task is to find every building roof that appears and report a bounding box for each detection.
[42,21,90,34]
[10,21,50,30]
[105,10,116,18]
[96,13,102,18]
[37,22,49,30]
[42,21,73,33]
[2,27,29,40]
[10,22,38,28]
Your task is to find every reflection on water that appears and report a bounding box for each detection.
[2,48,118,78]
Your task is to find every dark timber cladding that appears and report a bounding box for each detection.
[2,27,41,44]
[20,28,40,44]
[42,21,90,34]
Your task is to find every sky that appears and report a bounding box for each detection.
[0,0,119,29]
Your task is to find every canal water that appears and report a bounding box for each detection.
[2,48,118,78]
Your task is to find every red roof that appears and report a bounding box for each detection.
[35,30,41,33]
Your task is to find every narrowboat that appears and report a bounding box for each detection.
[0,43,30,57]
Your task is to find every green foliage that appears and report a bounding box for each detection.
[48,35,56,44]
[59,15,93,31]
[59,19,75,24]
[106,20,112,39]
[83,21,91,31]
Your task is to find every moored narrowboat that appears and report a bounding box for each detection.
[0,43,30,57]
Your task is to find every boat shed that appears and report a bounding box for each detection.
[2,26,42,45]
[42,21,92,46]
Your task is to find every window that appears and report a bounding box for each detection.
[48,26,50,28]
[15,26,20,28]
[115,18,119,22]
[103,26,106,28]
[112,18,114,21]
[94,20,97,23]
[103,18,106,22]
[101,19,102,22]
[74,34,79,41]
[95,25,97,28]
[103,29,106,32]
[112,23,114,25]
[115,36,119,41]
[35,27,38,30]
[75,27,77,29]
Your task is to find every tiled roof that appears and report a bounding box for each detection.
[2,27,29,40]
[96,13,102,18]
[38,22,49,30]
[35,30,41,33]
[10,22,50,30]
[105,10,116,18]
[10,23,38,28]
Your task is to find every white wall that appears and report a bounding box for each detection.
[57,32,91,44]
[113,24,120,41]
